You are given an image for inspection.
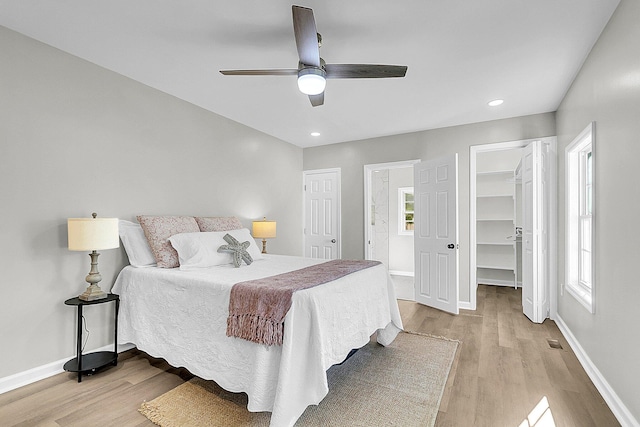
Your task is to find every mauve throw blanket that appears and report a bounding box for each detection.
[227,259,381,346]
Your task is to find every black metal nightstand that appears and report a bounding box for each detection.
[63,293,119,382]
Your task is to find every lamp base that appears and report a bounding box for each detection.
[79,284,107,301]
[261,239,268,254]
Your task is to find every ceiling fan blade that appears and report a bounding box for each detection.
[220,69,298,76]
[292,6,320,67]
[324,64,408,79]
[309,92,324,107]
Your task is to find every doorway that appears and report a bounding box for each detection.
[470,138,557,321]
[413,154,459,314]
[303,168,341,259]
[364,160,419,300]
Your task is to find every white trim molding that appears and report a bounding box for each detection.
[564,122,595,314]
[0,343,134,395]
[555,315,639,427]
[364,159,421,261]
[470,137,558,315]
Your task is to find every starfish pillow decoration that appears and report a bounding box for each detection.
[217,234,253,267]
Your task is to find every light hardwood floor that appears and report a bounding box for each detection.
[0,285,620,426]
[407,285,620,427]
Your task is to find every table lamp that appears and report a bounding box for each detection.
[252,217,276,254]
[68,213,119,301]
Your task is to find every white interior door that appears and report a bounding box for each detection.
[414,154,459,314]
[522,141,549,322]
[304,169,340,259]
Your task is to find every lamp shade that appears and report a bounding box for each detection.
[68,217,119,251]
[252,219,277,239]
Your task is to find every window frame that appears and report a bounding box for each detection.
[565,122,595,313]
[398,187,414,235]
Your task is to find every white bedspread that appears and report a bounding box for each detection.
[112,255,403,427]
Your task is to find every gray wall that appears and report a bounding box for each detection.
[555,0,640,420]
[303,113,556,304]
[0,26,303,379]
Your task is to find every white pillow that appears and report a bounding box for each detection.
[169,228,262,270]
[118,220,157,267]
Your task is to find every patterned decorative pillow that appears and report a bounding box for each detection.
[217,234,253,267]
[195,216,243,232]
[137,215,200,268]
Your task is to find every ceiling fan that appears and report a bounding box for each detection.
[220,5,408,107]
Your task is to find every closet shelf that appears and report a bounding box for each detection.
[476,153,519,289]
[477,194,513,198]
[476,170,513,176]
[477,264,514,270]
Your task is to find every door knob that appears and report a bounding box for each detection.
[331,239,336,243]
[447,243,455,249]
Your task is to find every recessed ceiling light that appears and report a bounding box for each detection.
[488,99,504,107]
[310,132,321,137]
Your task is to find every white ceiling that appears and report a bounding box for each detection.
[0,1,620,148]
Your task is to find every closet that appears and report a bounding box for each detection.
[476,149,523,287]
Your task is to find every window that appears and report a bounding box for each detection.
[398,187,414,235]
[565,123,594,313]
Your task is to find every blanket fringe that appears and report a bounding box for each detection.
[227,314,284,346]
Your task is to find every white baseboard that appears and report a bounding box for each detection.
[389,270,414,277]
[387,271,474,310]
[477,278,517,287]
[555,315,639,427]
[0,343,135,395]
[458,301,473,310]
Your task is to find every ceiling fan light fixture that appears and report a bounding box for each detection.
[297,67,326,95]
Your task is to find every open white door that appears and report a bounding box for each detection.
[522,141,549,322]
[304,169,340,259]
[414,155,459,314]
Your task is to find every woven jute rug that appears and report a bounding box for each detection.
[139,332,459,427]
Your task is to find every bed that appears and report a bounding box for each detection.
[112,251,403,427]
